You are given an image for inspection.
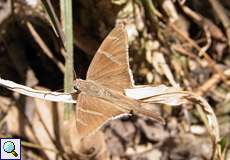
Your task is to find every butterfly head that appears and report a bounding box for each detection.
[74,79,103,97]
[74,79,85,92]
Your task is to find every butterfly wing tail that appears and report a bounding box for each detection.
[133,103,165,124]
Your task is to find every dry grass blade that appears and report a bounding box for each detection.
[40,0,66,49]
[125,86,221,159]
[0,77,76,103]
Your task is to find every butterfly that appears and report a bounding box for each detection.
[74,24,164,138]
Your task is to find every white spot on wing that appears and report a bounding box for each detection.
[78,107,104,116]
[107,35,119,41]
[76,117,88,126]
[128,68,135,86]
[98,50,121,65]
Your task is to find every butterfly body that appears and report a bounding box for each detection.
[75,79,140,110]
[74,79,114,98]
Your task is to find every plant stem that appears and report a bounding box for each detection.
[60,0,74,120]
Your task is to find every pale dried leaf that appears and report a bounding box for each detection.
[125,85,186,105]
[0,77,76,103]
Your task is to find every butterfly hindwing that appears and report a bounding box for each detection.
[76,93,128,137]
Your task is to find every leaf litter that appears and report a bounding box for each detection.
[0,0,230,160]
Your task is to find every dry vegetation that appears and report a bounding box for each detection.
[0,0,230,160]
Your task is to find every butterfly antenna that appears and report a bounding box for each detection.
[55,88,64,92]
[73,69,77,79]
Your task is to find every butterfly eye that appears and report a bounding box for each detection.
[74,84,80,91]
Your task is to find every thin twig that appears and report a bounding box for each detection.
[26,21,65,72]
[208,0,230,52]
[170,23,228,84]
[198,25,212,57]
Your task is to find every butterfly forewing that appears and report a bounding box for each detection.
[86,24,134,92]
[76,93,128,137]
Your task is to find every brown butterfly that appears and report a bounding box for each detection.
[74,24,164,138]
